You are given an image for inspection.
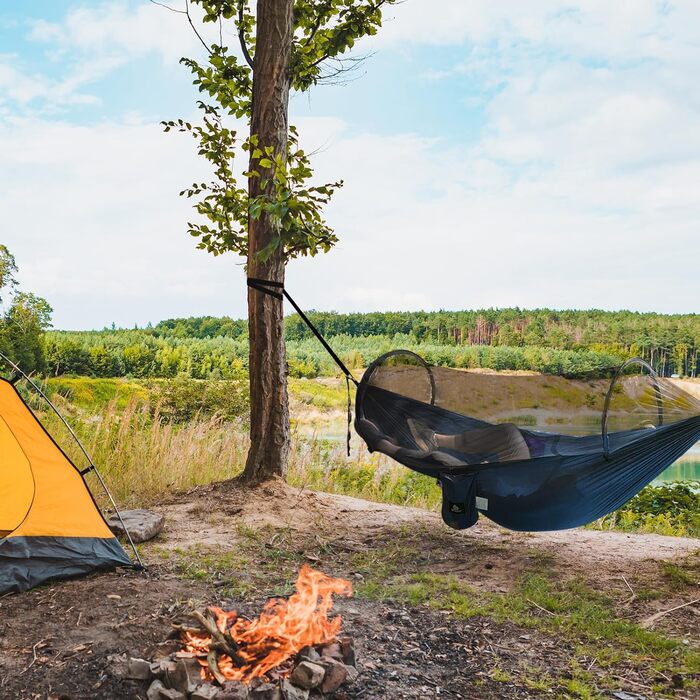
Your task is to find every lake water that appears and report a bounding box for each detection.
[656,438,700,483]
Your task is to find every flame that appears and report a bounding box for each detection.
[180,565,352,682]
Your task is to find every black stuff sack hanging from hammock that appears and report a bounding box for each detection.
[354,351,700,532]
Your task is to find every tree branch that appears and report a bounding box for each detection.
[149,0,186,13]
[185,0,213,55]
[302,3,328,47]
[237,1,255,69]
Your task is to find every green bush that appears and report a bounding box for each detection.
[600,482,700,537]
[146,376,249,422]
[288,357,319,378]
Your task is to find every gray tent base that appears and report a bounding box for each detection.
[0,536,132,594]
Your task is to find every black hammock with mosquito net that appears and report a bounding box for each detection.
[249,279,700,532]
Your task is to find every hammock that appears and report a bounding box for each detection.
[247,279,700,532]
[355,351,700,531]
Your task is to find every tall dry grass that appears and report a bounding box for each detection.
[42,398,248,507]
[39,395,442,512]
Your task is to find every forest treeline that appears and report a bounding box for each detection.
[42,308,699,379]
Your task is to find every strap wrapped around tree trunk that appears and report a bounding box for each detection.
[247,277,358,456]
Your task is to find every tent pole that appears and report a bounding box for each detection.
[0,351,145,570]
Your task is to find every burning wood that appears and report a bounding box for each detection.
[134,565,356,699]
[179,565,352,683]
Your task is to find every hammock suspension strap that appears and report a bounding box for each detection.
[247,277,358,455]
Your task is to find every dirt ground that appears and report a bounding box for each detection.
[1,480,699,700]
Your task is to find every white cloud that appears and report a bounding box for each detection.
[0,115,239,328]
[0,55,108,109]
[28,1,218,68]
[1,2,211,114]
[2,1,699,327]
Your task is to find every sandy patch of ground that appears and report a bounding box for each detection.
[158,479,699,579]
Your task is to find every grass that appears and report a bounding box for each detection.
[40,397,248,507]
[37,377,444,511]
[158,524,700,699]
[40,376,149,411]
[344,535,700,698]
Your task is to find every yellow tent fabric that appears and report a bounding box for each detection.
[0,378,130,593]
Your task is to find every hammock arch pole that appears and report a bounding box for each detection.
[360,349,436,406]
[0,350,144,570]
[602,357,663,459]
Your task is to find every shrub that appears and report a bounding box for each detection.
[599,482,700,537]
[147,376,249,422]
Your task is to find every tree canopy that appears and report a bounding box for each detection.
[0,245,53,373]
[163,0,396,263]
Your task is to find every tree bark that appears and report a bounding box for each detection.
[241,0,294,484]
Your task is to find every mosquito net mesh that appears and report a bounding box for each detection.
[356,351,700,469]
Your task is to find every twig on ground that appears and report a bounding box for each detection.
[20,638,48,675]
[612,674,652,690]
[620,575,636,605]
[641,598,700,628]
[526,598,556,617]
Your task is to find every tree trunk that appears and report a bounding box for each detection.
[241,0,294,484]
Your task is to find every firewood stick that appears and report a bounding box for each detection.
[190,609,246,667]
[190,610,228,645]
[207,649,226,685]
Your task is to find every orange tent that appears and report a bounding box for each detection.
[0,377,131,593]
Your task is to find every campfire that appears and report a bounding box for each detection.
[180,565,352,682]
[130,566,357,699]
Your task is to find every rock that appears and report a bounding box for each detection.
[338,636,356,667]
[169,658,202,695]
[345,665,359,684]
[147,680,187,700]
[162,690,187,700]
[126,657,153,680]
[147,680,167,700]
[108,509,164,543]
[281,680,309,700]
[297,646,321,663]
[290,661,325,690]
[150,659,177,680]
[319,659,348,694]
[192,685,221,700]
[150,661,163,679]
[218,680,249,699]
[248,682,282,700]
[319,642,343,663]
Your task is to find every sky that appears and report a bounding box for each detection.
[1,0,699,330]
